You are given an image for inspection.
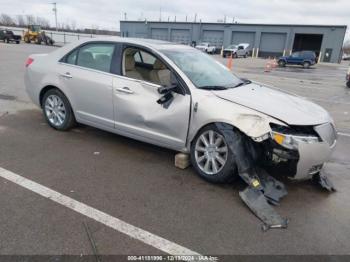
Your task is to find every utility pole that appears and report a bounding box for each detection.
[52,2,58,31]
[159,7,162,21]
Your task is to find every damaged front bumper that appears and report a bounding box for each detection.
[267,122,337,180]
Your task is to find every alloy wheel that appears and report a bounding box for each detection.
[194,130,228,175]
[44,95,66,127]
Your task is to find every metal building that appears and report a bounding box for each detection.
[120,21,347,63]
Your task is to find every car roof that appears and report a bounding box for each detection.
[77,36,188,51]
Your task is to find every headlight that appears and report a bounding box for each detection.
[270,124,320,150]
[271,132,298,150]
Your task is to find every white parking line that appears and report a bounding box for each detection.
[0,167,200,256]
[338,132,350,137]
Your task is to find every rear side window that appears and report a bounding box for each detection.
[76,43,115,73]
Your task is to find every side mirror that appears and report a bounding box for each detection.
[157,72,180,95]
[156,72,179,109]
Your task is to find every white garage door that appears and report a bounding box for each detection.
[259,32,287,57]
[231,32,255,48]
[170,29,191,44]
[202,30,224,48]
[151,28,168,41]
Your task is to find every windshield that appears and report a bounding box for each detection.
[226,45,237,49]
[198,43,209,46]
[162,48,243,89]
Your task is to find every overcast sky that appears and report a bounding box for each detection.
[1,0,349,38]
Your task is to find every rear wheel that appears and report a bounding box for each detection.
[190,124,237,183]
[303,61,311,69]
[42,89,76,131]
[233,52,238,58]
[278,60,286,67]
[347,81,350,88]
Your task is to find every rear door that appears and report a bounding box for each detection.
[58,42,115,128]
[111,45,191,150]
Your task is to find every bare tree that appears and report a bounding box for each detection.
[25,14,35,26]
[36,16,50,28]
[0,13,15,26]
[70,20,77,31]
[343,40,350,55]
[16,15,25,27]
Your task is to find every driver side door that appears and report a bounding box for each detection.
[112,46,191,150]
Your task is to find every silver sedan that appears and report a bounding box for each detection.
[25,37,336,183]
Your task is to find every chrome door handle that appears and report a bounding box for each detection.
[116,87,134,94]
[59,72,72,79]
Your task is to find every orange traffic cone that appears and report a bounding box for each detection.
[264,60,271,72]
[227,53,233,70]
[272,58,278,69]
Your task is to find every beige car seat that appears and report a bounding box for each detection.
[125,53,143,80]
[149,60,171,86]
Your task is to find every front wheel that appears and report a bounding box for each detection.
[42,89,76,131]
[303,61,311,69]
[190,124,237,183]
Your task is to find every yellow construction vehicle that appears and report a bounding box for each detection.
[23,25,54,45]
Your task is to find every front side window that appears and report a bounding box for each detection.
[76,43,115,73]
[163,48,242,89]
[123,47,171,86]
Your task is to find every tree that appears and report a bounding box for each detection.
[25,15,35,26]
[16,15,25,27]
[343,40,350,55]
[0,13,15,26]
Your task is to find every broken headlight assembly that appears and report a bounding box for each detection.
[270,123,320,150]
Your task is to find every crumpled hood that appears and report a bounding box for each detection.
[212,83,331,126]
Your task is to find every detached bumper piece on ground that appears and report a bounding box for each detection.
[215,123,335,231]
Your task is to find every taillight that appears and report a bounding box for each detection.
[25,57,34,67]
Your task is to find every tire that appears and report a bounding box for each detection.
[233,52,238,58]
[347,81,350,88]
[278,60,286,67]
[190,124,237,183]
[16,40,20,44]
[5,38,9,43]
[42,89,76,131]
[303,61,311,69]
